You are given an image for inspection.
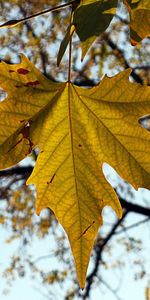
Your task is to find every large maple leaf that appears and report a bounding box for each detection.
[0,55,150,287]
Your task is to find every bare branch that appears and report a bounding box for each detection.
[81,211,128,299]
[105,35,143,85]
[0,0,77,28]
[120,197,150,217]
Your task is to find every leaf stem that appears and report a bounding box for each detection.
[68,32,73,83]
[0,0,77,28]
[68,12,74,83]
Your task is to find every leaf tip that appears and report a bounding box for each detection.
[19,53,29,64]
[78,276,86,290]
[36,208,41,216]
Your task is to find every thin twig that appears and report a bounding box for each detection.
[114,216,150,235]
[0,0,76,28]
[99,276,122,300]
[81,211,128,299]
[104,34,143,85]
[68,10,74,83]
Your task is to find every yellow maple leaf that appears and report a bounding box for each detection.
[0,55,150,287]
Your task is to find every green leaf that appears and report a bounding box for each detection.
[57,25,75,66]
[57,27,71,66]
[73,0,118,57]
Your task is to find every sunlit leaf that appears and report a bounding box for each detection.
[0,55,150,287]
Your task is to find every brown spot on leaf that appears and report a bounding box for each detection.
[50,173,56,184]
[24,80,40,87]
[21,123,34,153]
[20,120,25,123]
[78,144,82,148]
[77,221,95,240]
[15,85,21,88]
[7,137,23,153]
[7,121,34,154]
[17,68,29,75]
[40,151,44,153]
[9,70,15,73]
[46,174,56,185]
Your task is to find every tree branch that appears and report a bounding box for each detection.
[105,35,143,85]
[81,211,128,299]
[1,166,150,217]
[0,165,33,177]
[120,197,150,217]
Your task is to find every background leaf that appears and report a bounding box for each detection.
[73,0,118,57]
[124,0,150,44]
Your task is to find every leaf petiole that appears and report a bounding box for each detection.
[68,22,75,83]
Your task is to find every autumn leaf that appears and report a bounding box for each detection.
[73,0,118,59]
[124,0,150,44]
[1,55,150,287]
[73,0,150,57]
[0,54,62,168]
